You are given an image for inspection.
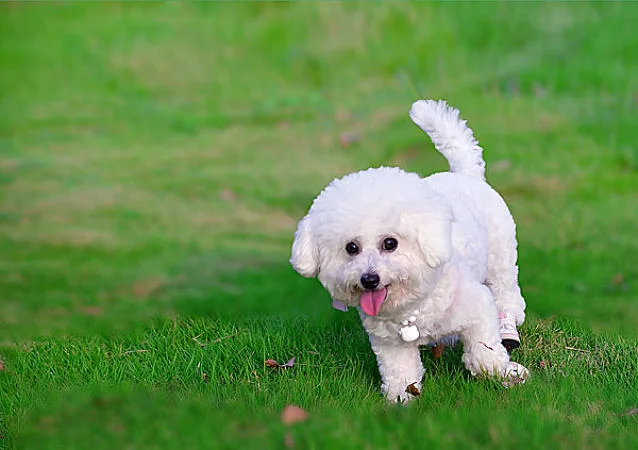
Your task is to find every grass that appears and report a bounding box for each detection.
[1,2,638,448]
[5,317,638,449]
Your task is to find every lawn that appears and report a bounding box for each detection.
[1,2,637,449]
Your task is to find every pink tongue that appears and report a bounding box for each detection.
[360,288,387,316]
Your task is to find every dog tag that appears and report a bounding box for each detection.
[399,325,420,342]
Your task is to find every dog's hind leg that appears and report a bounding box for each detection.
[456,282,529,387]
[457,284,511,377]
[485,217,526,350]
[486,257,525,325]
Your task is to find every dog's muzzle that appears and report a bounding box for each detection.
[360,273,380,290]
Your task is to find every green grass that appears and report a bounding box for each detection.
[1,2,637,448]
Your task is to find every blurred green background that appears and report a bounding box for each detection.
[1,2,637,449]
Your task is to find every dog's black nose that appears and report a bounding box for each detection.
[360,273,380,290]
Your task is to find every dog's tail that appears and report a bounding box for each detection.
[409,99,486,181]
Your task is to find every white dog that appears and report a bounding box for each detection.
[291,99,528,402]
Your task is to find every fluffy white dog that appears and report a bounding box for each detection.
[290,99,528,402]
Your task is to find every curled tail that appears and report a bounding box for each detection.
[409,99,486,181]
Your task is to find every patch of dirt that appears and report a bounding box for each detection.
[19,186,128,216]
[131,277,166,300]
[108,35,215,92]
[0,159,21,170]
[498,174,566,201]
[389,147,421,166]
[49,229,117,247]
[189,204,298,233]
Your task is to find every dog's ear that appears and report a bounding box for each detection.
[290,215,320,278]
[402,203,454,268]
[417,215,453,268]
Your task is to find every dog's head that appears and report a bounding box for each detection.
[290,167,453,316]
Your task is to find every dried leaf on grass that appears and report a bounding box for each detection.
[431,344,446,359]
[0,357,4,371]
[281,405,309,425]
[265,359,280,368]
[405,383,421,397]
[265,357,296,369]
[282,357,296,368]
[621,407,638,417]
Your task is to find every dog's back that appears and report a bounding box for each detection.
[410,98,526,328]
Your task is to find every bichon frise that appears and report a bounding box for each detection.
[291,99,528,402]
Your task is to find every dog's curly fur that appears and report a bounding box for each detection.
[291,100,526,402]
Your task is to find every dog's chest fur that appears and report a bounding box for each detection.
[358,270,460,345]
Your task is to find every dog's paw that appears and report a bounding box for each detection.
[383,382,421,404]
[463,341,510,377]
[501,361,529,388]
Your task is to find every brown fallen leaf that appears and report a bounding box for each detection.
[0,357,4,371]
[265,359,280,368]
[538,360,551,369]
[405,383,421,397]
[431,344,446,359]
[281,405,309,425]
[265,357,296,369]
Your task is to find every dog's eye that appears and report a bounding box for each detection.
[345,242,359,255]
[383,237,398,252]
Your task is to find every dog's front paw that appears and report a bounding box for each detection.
[463,341,510,378]
[382,382,422,404]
